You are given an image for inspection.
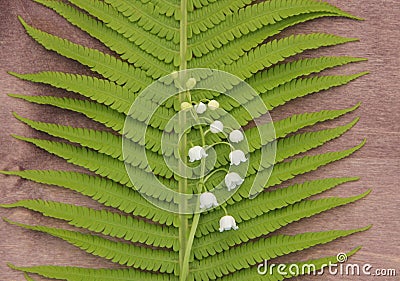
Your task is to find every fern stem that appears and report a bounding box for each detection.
[178,0,190,280]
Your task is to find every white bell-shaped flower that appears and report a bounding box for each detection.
[224,172,244,191]
[199,192,218,209]
[186,78,197,90]
[219,215,239,232]
[229,150,247,166]
[208,100,220,110]
[229,130,244,143]
[181,102,192,111]
[194,102,207,114]
[188,146,208,162]
[210,120,224,133]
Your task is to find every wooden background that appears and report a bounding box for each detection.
[0,1,399,280]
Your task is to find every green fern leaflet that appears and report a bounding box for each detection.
[1,0,369,280]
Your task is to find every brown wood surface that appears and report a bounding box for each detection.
[0,1,399,280]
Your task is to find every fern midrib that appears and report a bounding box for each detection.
[178,0,191,280]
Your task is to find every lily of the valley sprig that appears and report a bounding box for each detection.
[185,96,247,232]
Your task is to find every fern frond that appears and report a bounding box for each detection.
[14,112,122,159]
[0,170,178,226]
[10,135,177,188]
[9,94,126,133]
[197,177,359,236]
[192,226,370,280]
[188,0,358,58]
[262,72,369,110]
[223,34,358,79]
[244,103,359,154]
[192,191,371,259]
[245,102,360,151]
[214,57,365,111]
[11,136,184,202]
[18,17,151,92]
[10,71,134,114]
[34,0,173,78]
[1,200,178,250]
[229,140,365,201]
[68,0,180,65]
[215,118,359,171]
[274,118,359,162]
[192,12,344,67]
[187,0,251,36]
[5,219,178,273]
[249,56,367,93]
[102,0,180,43]
[12,113,173,170]
[228,73,366,126]
[9,264,177,281]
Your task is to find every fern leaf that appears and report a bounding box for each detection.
[250,56,367,93]
[228,73,365,126]
[14,112,123,158]
[223,34,358,79]
[197,177,359,236]
[11,136,183,202]
[192,226,370,280]
[192,191,371,259]
[273,103,360,140]
[215,118,359,171]
[244,102,360,152]
[1,200,178,250]
[188,0,358,58]
[13,113,175,170]
[10,93,126,132]
[5,219,178,273]
[214,57,365,111]
[68,0,180,65]
[228,140,365,201]
[192,12,344,67]
[187,0,251,36]
[103,0,180,43]
[11,135,179,190]
[0,170,178,226]
[10,71,134,114]
[9,264,177,281]
[274,117,359,162]
[34,0,173,78]
[9,94,179,157]
[263,72,369,110]
[18,17,151,92]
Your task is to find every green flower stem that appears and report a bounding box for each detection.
[181,98,207,280]
[207,141,235,150]
[204,168,229,183]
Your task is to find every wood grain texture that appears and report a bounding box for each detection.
[0,1,399,280]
